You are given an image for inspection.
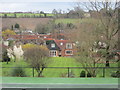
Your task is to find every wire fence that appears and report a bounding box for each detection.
[1,67,120,78]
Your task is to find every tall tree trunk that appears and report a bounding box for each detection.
[105,46,110,67]
[37,66,45,77]
[118,9,120,61]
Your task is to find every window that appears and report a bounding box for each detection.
[66,43,72,49]
[44,36,46,38]
[51,43,55,48]
[50,50,57,57]
[65,50,73,55]
[60,43,63,45]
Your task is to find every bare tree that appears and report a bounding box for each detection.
[73,23,104,77]
[24,46,50,77]
[75,48,103,77]
[76,1,119,67]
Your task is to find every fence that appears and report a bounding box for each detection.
[1,67,120,77]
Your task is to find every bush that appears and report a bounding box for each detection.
[80,70,86,77]
[69,71,75,78]
[111,71,120,78]
[2,49,10,63]
[87,72,92,77]
[10,67,27,77]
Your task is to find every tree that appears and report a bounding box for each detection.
[2,48,10,64]
[73,23,104,77]
[75,46,104,77]
[52,9,58,18]
[40,11,44,14]
[35,24,48,34]
[55,22,64,30]
[11,25,14,30]
[77,1,119,67]
[14,13,16,18]
[66,18,106,77]
[44,13,47,18]
[7,43,24,62]
[74,6,85,18]
[22,43,38,51]
[4,14,7,18]
[24,45,50,77]
[67,6,84,18]
[15,23,20,29]
[35,20,56,34]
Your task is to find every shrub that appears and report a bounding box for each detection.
[2,49,10,63]
[15,23,20,29]
[69,71,75,78]
[10,67,27,77]
[87,72,92,77]
[80,70,86,77]
[111,71,120,78]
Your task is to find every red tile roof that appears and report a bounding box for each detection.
[44,38,54,40]
[5,34,53,40]
[54,40,71,50]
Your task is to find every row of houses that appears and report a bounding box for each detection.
[3,34,76,57]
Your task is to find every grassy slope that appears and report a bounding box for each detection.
[2,57,79,77]
[55,18,98,24]
[43,57,80,77]
[1,57,119,77]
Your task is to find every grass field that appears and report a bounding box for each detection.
[1,57,119,77]
[0,13,54,18]
[55,18,98,24]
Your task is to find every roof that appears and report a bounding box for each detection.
[54,40,72,50]
[6,35,40,40]
[5,34,53,40]
[44,38,54,40]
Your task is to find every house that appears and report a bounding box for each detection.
[3,34,76,57]
[4,35,45,45]
[46,39,75,57]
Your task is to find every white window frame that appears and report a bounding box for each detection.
[60,43,63,45]
[51,43,55,48]
[44,36,47,38]
[49,50,57,57]
[66,43,72,49]
[65,50,73,55]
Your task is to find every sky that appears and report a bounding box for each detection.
[0,0,118,13]
[0,2,78,13]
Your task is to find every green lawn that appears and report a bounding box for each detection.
[2,77,118,84]
[55,18,98,24]
[1,57,119,77]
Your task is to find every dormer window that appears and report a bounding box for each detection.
[66,43,72,49]
[60,43,63,45]
[44,36,46,38]
[51,43,55,48]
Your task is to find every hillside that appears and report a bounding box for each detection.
[2,18,52,30]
